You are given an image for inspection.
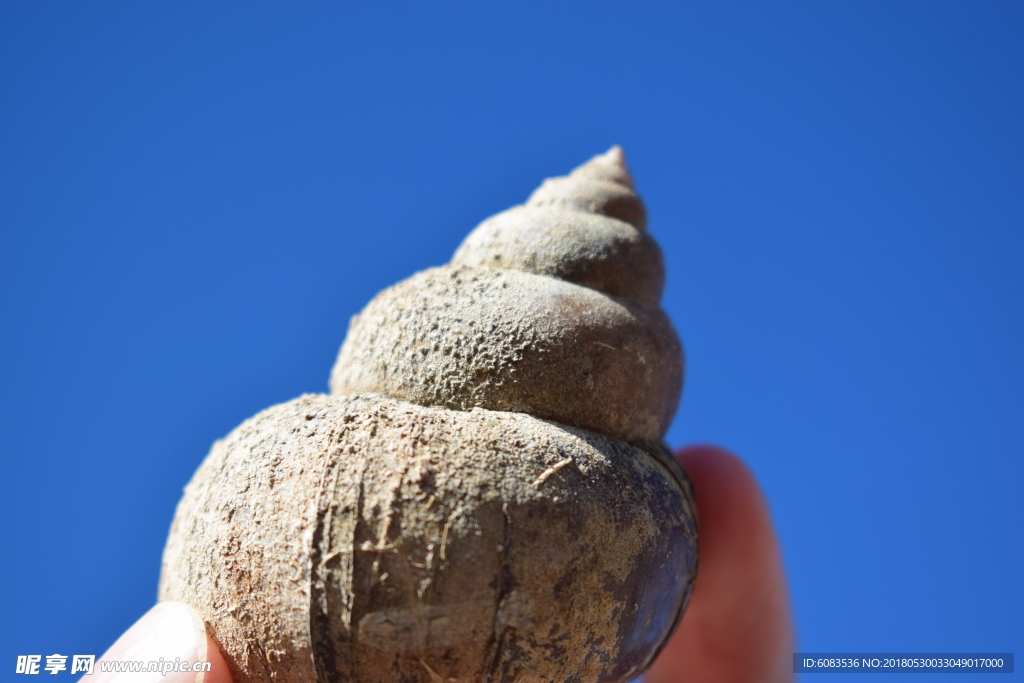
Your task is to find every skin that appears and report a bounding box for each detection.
[88,601,232,683]
[92,445,791,683]
[645,446,794,683]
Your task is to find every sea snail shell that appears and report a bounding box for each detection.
[333,146,680,444]
[160,148,698,683]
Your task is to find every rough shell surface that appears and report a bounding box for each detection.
[335,148,682,444]
[160,393,698,683]
[330,265,681,444]
[161,148,698,683]
[451,208,663,304]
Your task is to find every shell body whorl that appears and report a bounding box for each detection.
[160,148,697,683]
[161,394,697,683]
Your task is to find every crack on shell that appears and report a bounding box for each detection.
[310,447,346,683]
[483,502,513,682]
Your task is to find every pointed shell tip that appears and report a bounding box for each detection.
[571,146,634,188]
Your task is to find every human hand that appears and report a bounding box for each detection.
[645,446,794,683]
[89,446,789,683]
[85,602,232,683]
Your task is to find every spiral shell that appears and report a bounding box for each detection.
[160,148,697,683]
[331,147,682,445]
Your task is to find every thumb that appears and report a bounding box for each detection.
[86,601,232,683]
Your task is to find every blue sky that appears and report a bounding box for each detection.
[1,3,1021,681]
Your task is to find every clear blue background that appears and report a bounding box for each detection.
[1,3,1021,681]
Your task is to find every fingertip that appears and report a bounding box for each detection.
[89,601,233,683]
[676,444,760,500]
[167,601,234,683]
[646,445,793,683]
[676,445,775,550]
[200,628,234,683]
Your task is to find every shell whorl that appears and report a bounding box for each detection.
[330,148,683,444]
[452,146,661,303]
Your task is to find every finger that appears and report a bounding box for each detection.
[88,601,232,683]
[645,445,793,683]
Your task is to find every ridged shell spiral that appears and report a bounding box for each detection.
[160,148,698,683]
